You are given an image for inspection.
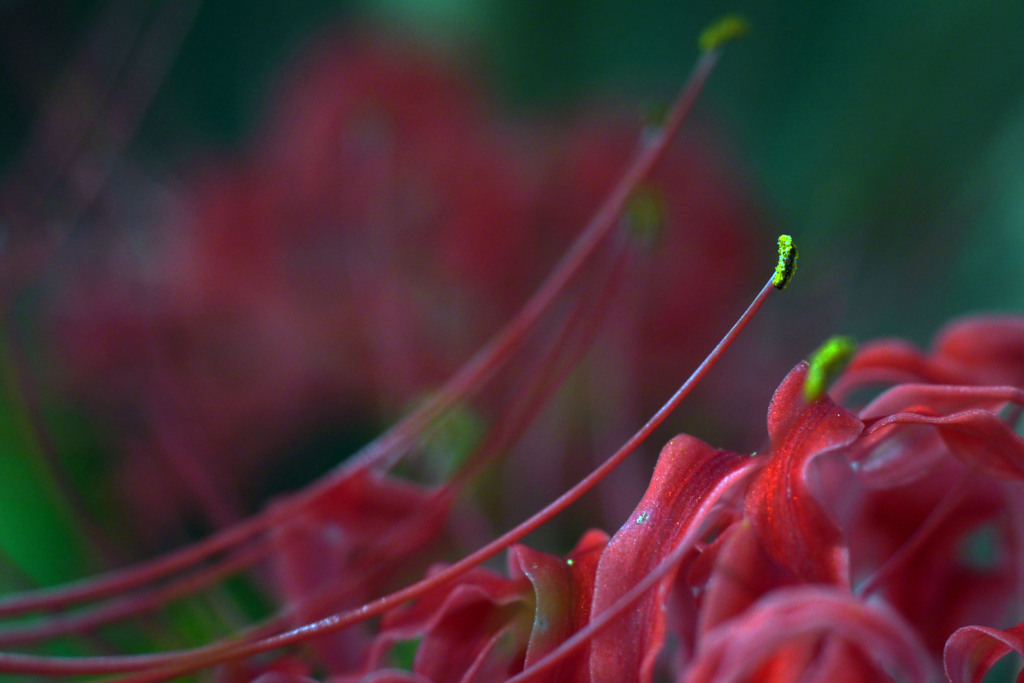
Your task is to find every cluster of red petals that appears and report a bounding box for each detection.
[47,30,762,545]
[327,316,1023,682]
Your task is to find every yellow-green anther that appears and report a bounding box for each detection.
[421,402,485,478]
[698,14,750,53]
[804,335,857,402]
[773,234,797,289]
[623,185,667,250]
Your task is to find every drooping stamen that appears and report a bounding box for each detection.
[804,335,857,402]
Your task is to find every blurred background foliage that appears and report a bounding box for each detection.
[0,0,1023,661]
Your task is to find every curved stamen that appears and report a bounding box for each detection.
[0,23,769,680]
[99,269,784,683]
[0,22,721,623]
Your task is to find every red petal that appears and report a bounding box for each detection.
[832,315,1024,401]
[684,586,935,682]
[830,339,935,400]
[867,409,1024,479]
[934,315,1024,386]
[589,434,753,682]
[846,421,949,488]
[859,384,1018,421]
[697,521,793,636]
[332,672,433,683]
[380,567,526,635]
[850,384,1023,487]
[249,675,319,683]
[944,622,1024,683]
[844,466,1014,653]
[746,362,864,585]
[400,576,529,682]
[416,618,523,683]
[271,472,450,671]
[801,638,896,683]
[363,566,527,677]
[510,529,608,681]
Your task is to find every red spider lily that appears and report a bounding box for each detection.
[490,324,1024,682]
[4,13,1024,683]
[8,283,1024,682]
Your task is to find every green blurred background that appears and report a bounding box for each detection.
[0,0,1023,669]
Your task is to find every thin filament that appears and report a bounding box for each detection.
[104,274,778,682]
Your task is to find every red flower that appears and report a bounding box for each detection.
[7,12,1024,682]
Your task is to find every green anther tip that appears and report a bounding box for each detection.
[803,335,857,402]
[624,185,667,250]
[773,234,797,289]
[698,14,750,53]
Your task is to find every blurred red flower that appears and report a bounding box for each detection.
[48,29,764,545]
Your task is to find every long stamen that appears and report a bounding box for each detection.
[0,19,762,679]
[0,515,272,617]
[450,239,634,489]
[0,15,723,623]
[0,542,270,647]
[0,39,690,628]
[98,252,787,683]
[0,241,784,678]
[0,264,784,679]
